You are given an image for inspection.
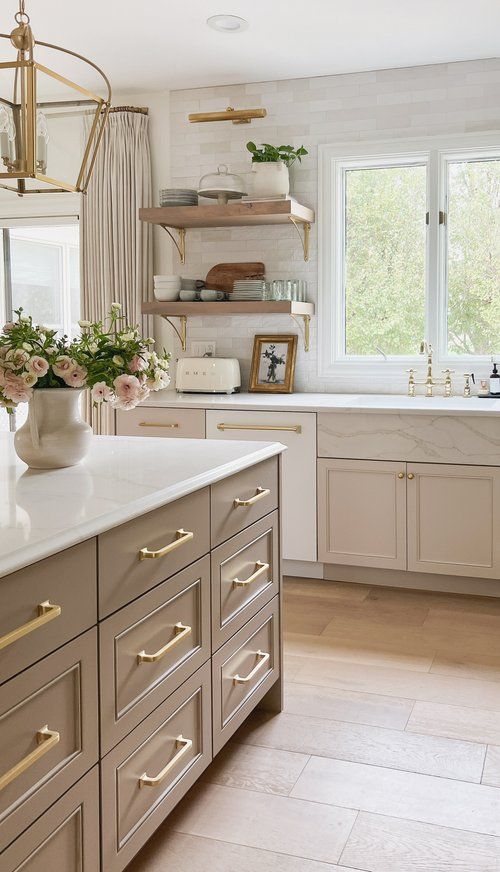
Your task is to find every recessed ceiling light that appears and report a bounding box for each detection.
[207,14,248,33]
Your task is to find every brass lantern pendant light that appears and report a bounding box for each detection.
[0,0,111,195]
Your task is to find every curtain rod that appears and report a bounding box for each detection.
[109,106,149,115]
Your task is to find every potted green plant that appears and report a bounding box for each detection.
[246,142,308,199]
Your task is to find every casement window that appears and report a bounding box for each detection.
[0,218,80,432]
[319,135,500,384]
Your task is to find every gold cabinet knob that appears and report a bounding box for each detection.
[398,472,405,479]
[407,472,415,480]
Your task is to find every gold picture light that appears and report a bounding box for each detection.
[188,106,267,125]
[0,0,111,195]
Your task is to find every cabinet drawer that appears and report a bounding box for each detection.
[0,629,98,851]
[212,598,279,755]
[100,556,211,754]
[116,407,205,439]
[211,513,279,651]
[101,661,211,872]
[211,457,278,548]
[0,767,99,872]
[0,540,96,686]
[98,488,210,617]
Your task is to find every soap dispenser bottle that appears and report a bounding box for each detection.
[490,361,500,396]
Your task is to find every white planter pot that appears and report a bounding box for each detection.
[14,388,92,469]
[251,161,290,199]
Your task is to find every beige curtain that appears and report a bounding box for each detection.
[81,108,153,434]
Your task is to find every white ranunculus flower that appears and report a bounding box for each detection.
[120,331,135,342]
[112,354,124,366]
[78,319,91,328]
[110,302,121,312]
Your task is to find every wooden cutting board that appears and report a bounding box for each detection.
[205,262,265,294]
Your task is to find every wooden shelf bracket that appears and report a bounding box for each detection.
[290,313,311,351]
[160,225,186,265]
[288,217,311,262]
[162,315,187,351]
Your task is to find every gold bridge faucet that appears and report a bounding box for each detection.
[407,341,454,397]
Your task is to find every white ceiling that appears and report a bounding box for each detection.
[3,0,499,93]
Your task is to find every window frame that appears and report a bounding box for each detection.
[0,213,80,432]
[318,132,500,384]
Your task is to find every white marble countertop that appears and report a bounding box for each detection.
[0,433,285,579]
[143,390,500,417]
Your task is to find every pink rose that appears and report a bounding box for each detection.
[52,355,73,378]
[2,373,32,404]
[26,355,49,377]
[62,364,87,388]
[128,354,147,373]
[91,381,113,403]
[3,322,14,332]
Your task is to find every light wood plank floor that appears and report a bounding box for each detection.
[128,578,500,872]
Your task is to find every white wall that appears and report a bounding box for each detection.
[168,58,500,391]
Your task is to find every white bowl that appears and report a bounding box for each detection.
[154,286,180,301]
[154,275,181,283]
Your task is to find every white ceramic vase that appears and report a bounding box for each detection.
[14,388,93,469]
[251,161,290,199]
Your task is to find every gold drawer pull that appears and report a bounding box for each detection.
[408,472,415,480]
[233,650,270,685]
[139,529,194,560]
[234,487,270,508]
[0,602,61,652]
[137,623,192,664]
[233,561,270,588]
[0,726,60,792]
[139,735,192,788]
[217,423,301,434]
[139,422,179,428]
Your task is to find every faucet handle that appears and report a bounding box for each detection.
[442,369,454,397]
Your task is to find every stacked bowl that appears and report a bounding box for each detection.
[153,275,181,301]
[159,188,198,207]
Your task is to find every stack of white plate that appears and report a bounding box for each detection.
[159,188,198,207]
[154,275,181,301]
[232,280,266,301]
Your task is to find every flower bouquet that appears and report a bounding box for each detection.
[0,304,171,468]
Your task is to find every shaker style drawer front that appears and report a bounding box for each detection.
[116,407,205,439]
[101,662,212,872]
[211,512,279,651]
[99,556,211,754]
[0,767,100,872]
[98,488,210,617]
[210,457,278,547]
[0,629,98,851]
[0,540,97,686]
[212,598,279,755]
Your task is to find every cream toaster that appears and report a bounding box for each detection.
[175,357,241,394]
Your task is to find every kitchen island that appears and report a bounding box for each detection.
[0,433,284,871]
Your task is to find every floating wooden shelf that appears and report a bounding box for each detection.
[139,200,315,263]
[142,301,315,352]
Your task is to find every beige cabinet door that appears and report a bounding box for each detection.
[318,458,407,569]
[407,463,500,577]
[206,410,317,562]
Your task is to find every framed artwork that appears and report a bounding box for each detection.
[249,334,298,393]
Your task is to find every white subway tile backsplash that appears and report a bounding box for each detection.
[168,58,500,390]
